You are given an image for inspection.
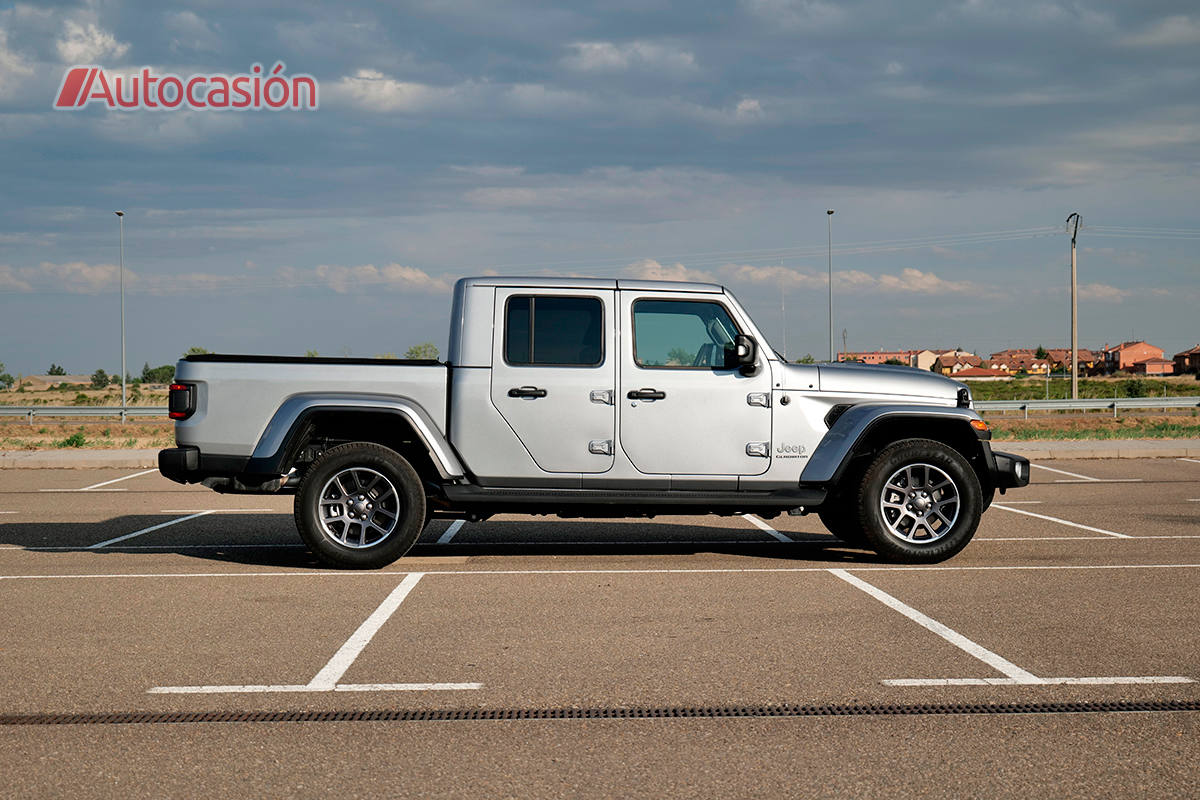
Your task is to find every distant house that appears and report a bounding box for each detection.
[934,353,983,376]
[1128,357,1175,376]
[1173,345,1200,375]
[1045,348,1097,373]
[1103,341,1164,372]
[953,367,1011,381]
[837,350,911,365]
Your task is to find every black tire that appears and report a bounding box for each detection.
[856,438,982,563]
[294,442,426,569]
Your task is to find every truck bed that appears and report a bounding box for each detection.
[173,354,450,458]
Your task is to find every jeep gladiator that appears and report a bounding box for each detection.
[159,276,1030,567]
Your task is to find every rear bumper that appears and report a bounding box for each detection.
[989,449,1031,490]
[158,446,200,483]
[158,446,257,487]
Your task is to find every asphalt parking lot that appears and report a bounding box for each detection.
[1,458,1197,797]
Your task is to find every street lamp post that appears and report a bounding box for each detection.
[826,209,835,362]
[1066,212,1081,400]
[115,211,126,422]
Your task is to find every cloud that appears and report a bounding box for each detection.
[735,98,764,120]
[713,264,981,295]
[278,263,452,294]
[15,261,125,293]
[56,19,129,63]
[627,259,715,283]
[1123,15,1200,47]
[0,28,32,99]
[164,11,221,54]
[562,41,697,74]
[0,264,33,292]
[1077,283,1126,302]
[331,69,445,112]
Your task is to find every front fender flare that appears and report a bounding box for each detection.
[800,403,988,484]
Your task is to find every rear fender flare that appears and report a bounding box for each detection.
[248,393,465,480]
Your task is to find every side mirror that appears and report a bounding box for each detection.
[732,334,757,375]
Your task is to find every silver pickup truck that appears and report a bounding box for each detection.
[159,276,1029,567]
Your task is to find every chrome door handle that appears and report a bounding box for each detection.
[627,388,666,400]
[508,386,547,398]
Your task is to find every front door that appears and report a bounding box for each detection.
[490,288,616,473]
[618,293,773,476]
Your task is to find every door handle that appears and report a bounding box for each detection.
[627,388,666,400]
[508,386,547,398]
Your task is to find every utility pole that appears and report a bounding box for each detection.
[1066,212,1080,400]
[780,276,787,359]
[115,211,126,422]
[842,328,847,360]
[827,209,835,362]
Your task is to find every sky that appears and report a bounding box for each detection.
[1,0,1198,377]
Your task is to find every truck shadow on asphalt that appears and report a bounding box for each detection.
[0,517,886,567]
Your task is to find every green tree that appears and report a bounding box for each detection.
[183,346,210,357]
[1034,345,1048,359]
[884,358,906,366]
[305,349,319,358]
[47,363,66,375]
[0,363,12,390]
[797,353,816,364]
[90,369,110,389]
[665,347,694,366]
[141,363,175,383]
[403,342,440,360]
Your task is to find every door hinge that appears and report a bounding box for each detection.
[589,439,614,456]
[589,389,614,405]
[747,392,770,407]
[745,442,770,457]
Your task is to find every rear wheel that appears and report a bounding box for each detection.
[294,442,426,569]
[857,438,982,563]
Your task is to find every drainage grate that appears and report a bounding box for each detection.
[2,700,1197,727]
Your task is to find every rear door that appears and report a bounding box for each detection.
[489,288,616,473]
[618,292,773,476]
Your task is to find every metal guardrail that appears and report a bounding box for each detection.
[976,396,1200,418]
[0,406,168,422]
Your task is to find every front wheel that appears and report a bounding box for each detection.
[856,438,982,563]
[294,442,426,569]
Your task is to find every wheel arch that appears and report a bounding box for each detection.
[248,394,465,483]
[802,404,993,495]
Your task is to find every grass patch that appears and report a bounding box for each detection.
[992,420,1200,441]
[54,432,87,448]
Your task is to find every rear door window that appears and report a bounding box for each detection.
[505,295,604,366]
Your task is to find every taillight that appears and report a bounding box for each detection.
[169,383,195,420]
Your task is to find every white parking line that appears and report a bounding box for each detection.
[436,519,465,544]
[159,508,274,513]
[1032,464,1098,481]
[1178,458,1200,465]
[88,511,215,549]
[150,573,482,694]
[78,469,159,491]
[830,568,1192,687]
[829,568,1040,683]
[741,514,795,542]
[991,503,1131,538]
[1031,464,1141,484]
[992,500,1041,504]
[5,563,1200,581]
[0,511,16,515]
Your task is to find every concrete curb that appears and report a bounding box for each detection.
[997,440,1200,461]
[3,440,1200,468]
[0,449,159,469]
